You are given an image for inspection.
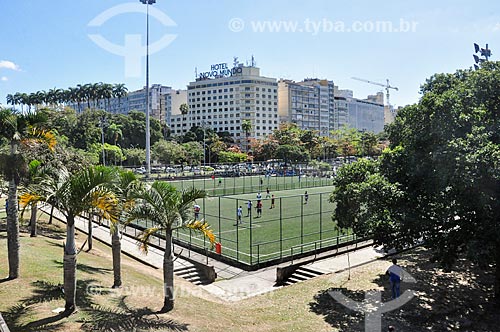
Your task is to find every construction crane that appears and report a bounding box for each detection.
[351,77,399,107]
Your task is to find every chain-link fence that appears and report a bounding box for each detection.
[168,174,333,196]
[169,189,353,267]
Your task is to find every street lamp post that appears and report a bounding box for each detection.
[201,121,206,167]
[140,0,156,178]
[99,116,108,166]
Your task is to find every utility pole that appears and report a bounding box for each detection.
[99,116,108,166]
[140,0,156,177]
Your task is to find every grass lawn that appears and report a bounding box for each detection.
[1,210,499,331]
[0,207,336,332]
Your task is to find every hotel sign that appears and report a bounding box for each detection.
[198,63,243,79]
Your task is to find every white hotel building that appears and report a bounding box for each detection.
[170,64,279,148]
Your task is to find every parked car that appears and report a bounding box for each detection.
[134,167,146,174]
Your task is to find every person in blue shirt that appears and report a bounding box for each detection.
[386,258,403,299]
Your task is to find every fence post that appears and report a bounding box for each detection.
[319,193,323,249]
[279,197,283,260]
[235,198,239,261]
[218,196,221,244]
[301,195,304,253]
[257,244,260,266]
[249,204,252,266]
[242,175,246,194]
[314,242,317,260]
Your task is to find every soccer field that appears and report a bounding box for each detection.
[173,185,350,266]
[129,176,350,266]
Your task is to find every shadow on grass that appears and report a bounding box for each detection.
[46,241,64,249]
[52,260,112,275]
[3,281,66,332]
[37,224,65,240]
[309,248,500,331]
[79,296,189,332]
[4,279,188,332]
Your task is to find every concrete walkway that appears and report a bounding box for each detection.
[41,206,386,301]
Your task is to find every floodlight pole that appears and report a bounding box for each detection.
[141,0,156,178]
[99,116,108,166]
[201,121,206,167]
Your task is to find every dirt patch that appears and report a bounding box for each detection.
[309,247,499,331]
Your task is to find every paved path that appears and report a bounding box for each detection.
[41,206,386,301]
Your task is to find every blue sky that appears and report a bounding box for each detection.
[1,0,499,108]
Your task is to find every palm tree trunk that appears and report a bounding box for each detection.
[48,205,54,224]
[7,178,19,279]
[111,226,122,288]
[7,141,20,280]
[87,213,93,251]
[162,227,174,312]
[64,215,77,314]
[495,240,500,300]
[30,203,37,237]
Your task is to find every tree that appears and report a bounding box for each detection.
[123,148,146,167]
[21,166,118,313]
[241,120,252,152]
[182,141,204,165]
[0,108,56,279]
[218,151,247,163]
[110,169,140,288]
[331,126,361,160]
[23,159,42,237]
[359,131,379,157]
[113,83,128,110]
[251,136,279,161]
[275,144,310,165]
[152,140,185,165]
[300,130,320,157]
[106,123,123,145]
[330,159,403,241]
[331,62,500,299]
[127,182,215,311]
[179,103,189,115]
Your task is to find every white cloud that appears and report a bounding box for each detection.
[0,60,20,71]
[0,76,8,81]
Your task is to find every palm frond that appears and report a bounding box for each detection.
[137,226,161,253]
[19,192,43,208]
[183,220,216,247]
[91,191,119,223]
[21,127,57,152]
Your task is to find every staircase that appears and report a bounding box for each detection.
[282,266,325,286]
[174,263,212,285]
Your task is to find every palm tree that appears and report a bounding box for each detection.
[20,159,43,238]
[6,94,15,107]
[241,120,252,153]
[127,182,215,312]
[100,83,114,112]
[19,93,28,111]
[107,123,123,146]
[110,169,140,288]
[0,108,56,279]
[92,82,104,109]
[21,165,118,314]
[75,84,86,113]
[113,83,128,110]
